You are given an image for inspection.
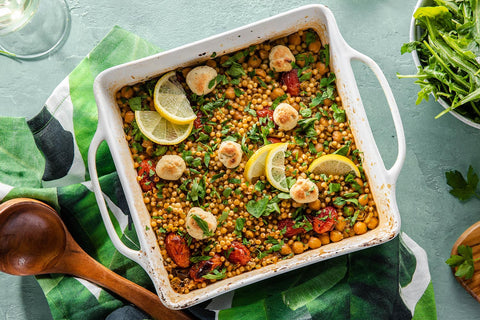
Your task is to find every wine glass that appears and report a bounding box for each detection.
[0,0,70,59]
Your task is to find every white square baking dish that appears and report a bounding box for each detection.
[88,4,406,309]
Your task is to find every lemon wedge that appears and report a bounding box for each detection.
[265,143,289,192]
[308,154,360,177]
[153,71,196,124]
[135,110,193,145]
[244,144,277,182]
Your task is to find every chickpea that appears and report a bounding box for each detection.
[358,194,369,206]
[319,233,330,245]
[308,237,322,249]
[181,67,191,79]
[323,98,333,107]
[225,87,236,100]
[308,199,321,211]
[316,65,329,79]
[124,111,135,123]
[271,87,285,100]
[121,86,134,99]
[255,68,267,78]
[292,241,304,254]
[332,131,343,143]
[330,230,344,242]
[288,33,301,46]
[280,243,292,255]
[308,40,322,53]
[353,221,367,235]
[248,55,261,68]
[343,206,354,216]
[335,216,347,232]
[206,59,217,68]
[367,217,379,230]
[355,178,364,188]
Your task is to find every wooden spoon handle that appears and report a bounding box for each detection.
[62,249,193,320]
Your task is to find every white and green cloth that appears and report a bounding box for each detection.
[0,26,437,320]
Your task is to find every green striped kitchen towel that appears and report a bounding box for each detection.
[0,26,437,320]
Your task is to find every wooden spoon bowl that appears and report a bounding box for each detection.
[0,198,193,320]
[451,221,480,303]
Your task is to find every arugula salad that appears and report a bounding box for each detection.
[399,0,480,124]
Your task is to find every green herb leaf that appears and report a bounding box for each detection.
[190,255,212,263]
[128,97,142,111]
[246,197,269,218]
[218,210,229,225]
[445,166,480,201]
[235,217,246,237]
[202,268,227,280]
[192,214,213,237]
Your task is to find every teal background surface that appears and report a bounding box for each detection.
[1,0,479,319]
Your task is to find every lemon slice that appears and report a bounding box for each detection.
[135,111,193,145]
[153,71,196,124]
[265,143,289,192]
[244,144,277,182]
[308,154,360,177]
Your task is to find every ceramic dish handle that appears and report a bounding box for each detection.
[87,126,144,267]
[346,49,406,183]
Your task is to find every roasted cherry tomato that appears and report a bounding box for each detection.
[189,254,223,282]
[194,111,204,129]
[227,241,251,266]
[137,159,156,191]
[267,137,281,144]
[311,206,338,234]
[165,233,191,268]
[257,108,274,122]
[282,69,300,96]
[278,218,306,238]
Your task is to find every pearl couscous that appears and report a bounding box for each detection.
[116,29,379,294]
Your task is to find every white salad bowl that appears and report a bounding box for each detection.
[410,0,480,129]
[88,4,406,309]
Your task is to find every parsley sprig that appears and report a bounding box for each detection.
[446,245,479,280]
[445,165,480,201]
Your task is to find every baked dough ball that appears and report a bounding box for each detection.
[218,141,242,168]
[186,66,217,95]
[290,178,319,203]
[273,103,299,131]
[186,207,217,240]
[155,155,186,180]
[269,45,295,72]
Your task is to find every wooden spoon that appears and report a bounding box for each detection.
[0,198,193,320]
[451,220,480,303]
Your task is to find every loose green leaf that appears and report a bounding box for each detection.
[445,166,480,201]
[246,197,269,218]
[192,214,213,237]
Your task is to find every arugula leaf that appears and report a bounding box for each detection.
[445,165,480,201]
